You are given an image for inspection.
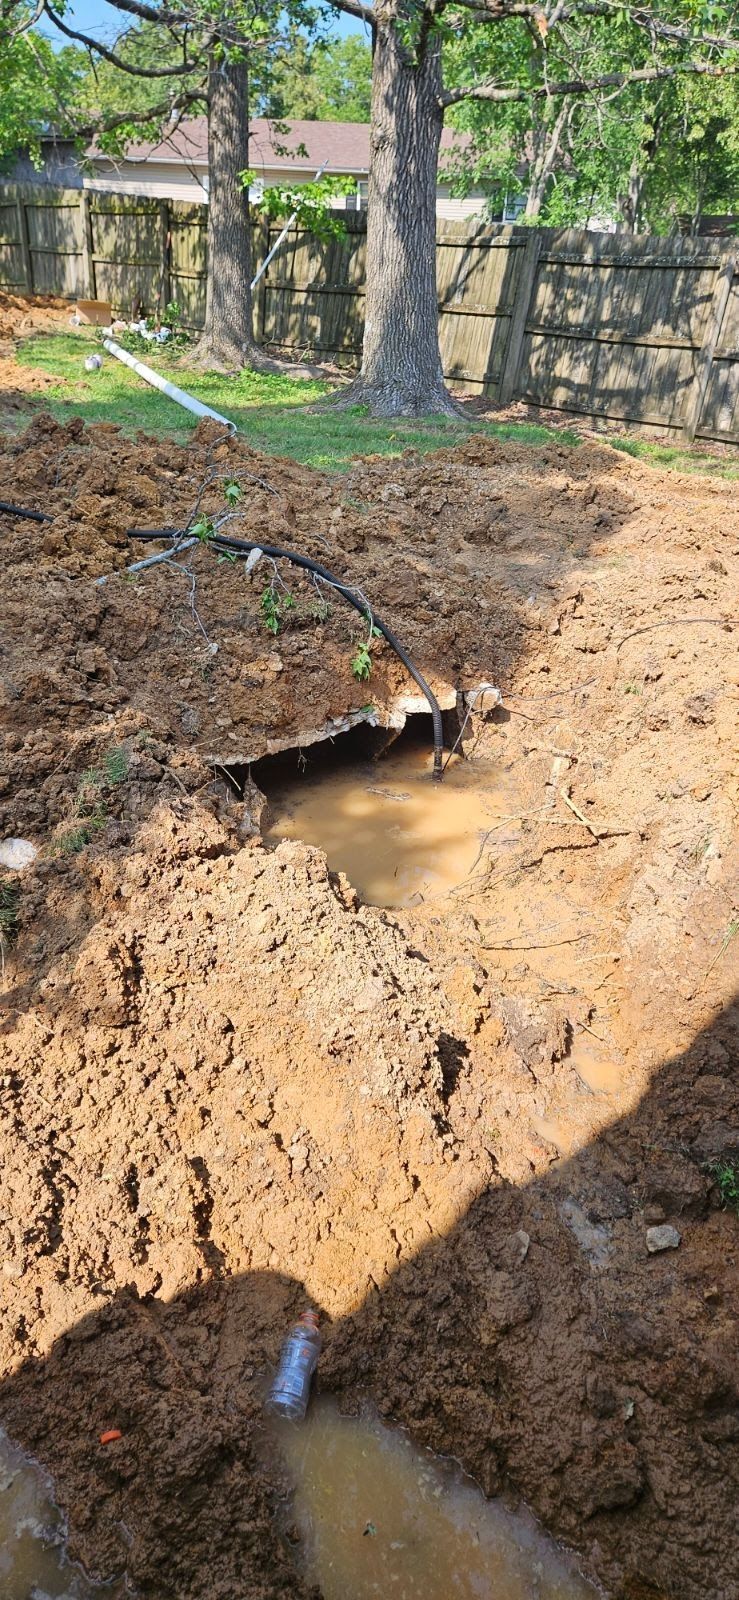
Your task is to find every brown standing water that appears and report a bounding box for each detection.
[0,1432,119,1597]
[262,730,518,908]
[272,1398,600,1600]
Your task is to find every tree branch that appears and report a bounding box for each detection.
[44,3,198,74]
[324,0,376,26]
[442,58,739,106]
[87,88,204,135]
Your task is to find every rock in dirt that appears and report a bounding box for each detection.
[0,837,37,870]
[646,1225,682,1253]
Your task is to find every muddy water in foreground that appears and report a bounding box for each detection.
[263,737,518,908]
[0,1432,119,1597]
[273,1399,599,1600]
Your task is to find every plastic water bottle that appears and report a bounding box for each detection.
[265,1311,321,1421]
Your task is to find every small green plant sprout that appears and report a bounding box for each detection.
[624,682,641,695]
[223,480,242,507]
[260,583,296,636]
[0,882,20,945]
[261,586,281,635]
[351,618,382,681]
[53,746,130,856]
[191,515,216,544]
[352,640,373,681]
[706,1157,739,1214]
[0,880,20,976]
[104,746,130,786]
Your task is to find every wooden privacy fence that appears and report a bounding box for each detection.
[2,182,738,444]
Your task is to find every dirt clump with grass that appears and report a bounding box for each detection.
[0,411,737,1600]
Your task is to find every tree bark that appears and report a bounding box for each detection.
[523,100,569,221]
[191,51,262,371]
[337,3,458,417]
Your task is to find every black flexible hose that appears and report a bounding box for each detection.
[128,527,445,778]
[0,501,52,523]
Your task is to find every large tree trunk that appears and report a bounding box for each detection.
[192,52,262,371]
[337,3,457,417]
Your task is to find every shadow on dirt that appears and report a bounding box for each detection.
[0,997,735,1600]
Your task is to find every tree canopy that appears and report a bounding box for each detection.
[443,9,739,231]
[0,17,83,164]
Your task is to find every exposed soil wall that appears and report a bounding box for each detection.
[0,411,737,1600]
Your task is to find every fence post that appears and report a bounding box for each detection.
[681,251,736,444]
[79,191,95,299]
[158,200,171,311]
[498,229,543,405]
[15,195,33,293]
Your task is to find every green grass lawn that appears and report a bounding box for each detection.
[15,330,571,470]
[13,328,739,478]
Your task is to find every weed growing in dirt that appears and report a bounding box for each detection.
[53,746,130,855]
[0,880,20,976]
[260,587,296,635]
[351,641,373,681]
[704,916,739,981]
[706,1157,739,1214]
[351,622,381,681]
[0,882,20,944]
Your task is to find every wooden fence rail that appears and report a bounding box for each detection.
[1,182,738,444]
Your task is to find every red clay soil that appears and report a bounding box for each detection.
[0,412,737,1600]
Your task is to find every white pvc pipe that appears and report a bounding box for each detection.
[102,339,234,427]
[250,161,329,293]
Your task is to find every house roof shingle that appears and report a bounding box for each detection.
[103,116,466,176]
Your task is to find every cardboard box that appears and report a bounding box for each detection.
[75,300,113,327]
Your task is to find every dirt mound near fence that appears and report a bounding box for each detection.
[0,287,72,345]
[0,413,737,1600]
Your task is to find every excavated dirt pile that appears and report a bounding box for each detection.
[1,411,738,1600]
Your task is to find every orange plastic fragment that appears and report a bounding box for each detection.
[99,1428,123,1445]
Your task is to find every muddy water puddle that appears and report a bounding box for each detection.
[262,732,518,908]
[0,1431,119,1597]
[272,1398,599,1600]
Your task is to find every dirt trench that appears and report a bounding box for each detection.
[0,411,737,1600]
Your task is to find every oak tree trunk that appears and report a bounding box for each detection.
[338,4,458,417]
[192,52,262,371]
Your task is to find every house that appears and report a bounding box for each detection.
[13,118,488,221]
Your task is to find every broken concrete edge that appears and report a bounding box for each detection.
[203,680,468,768]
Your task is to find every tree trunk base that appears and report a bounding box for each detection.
[188,334,269,374]
[333,373,463,419]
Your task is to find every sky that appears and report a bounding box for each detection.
[38,0,365,47]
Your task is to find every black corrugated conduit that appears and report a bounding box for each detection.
[128,526,446,779]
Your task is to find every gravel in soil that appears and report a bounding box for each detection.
[0,409,737,1600]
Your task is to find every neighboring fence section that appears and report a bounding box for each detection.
[1,182,738,444]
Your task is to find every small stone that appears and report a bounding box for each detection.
[253,1102,273,1126]
[514,1229,530,1262]
[646,1224,681,1253]
[0,838,37,870]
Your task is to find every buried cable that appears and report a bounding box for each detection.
[0,501,53,523]
[127,526,445,779]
